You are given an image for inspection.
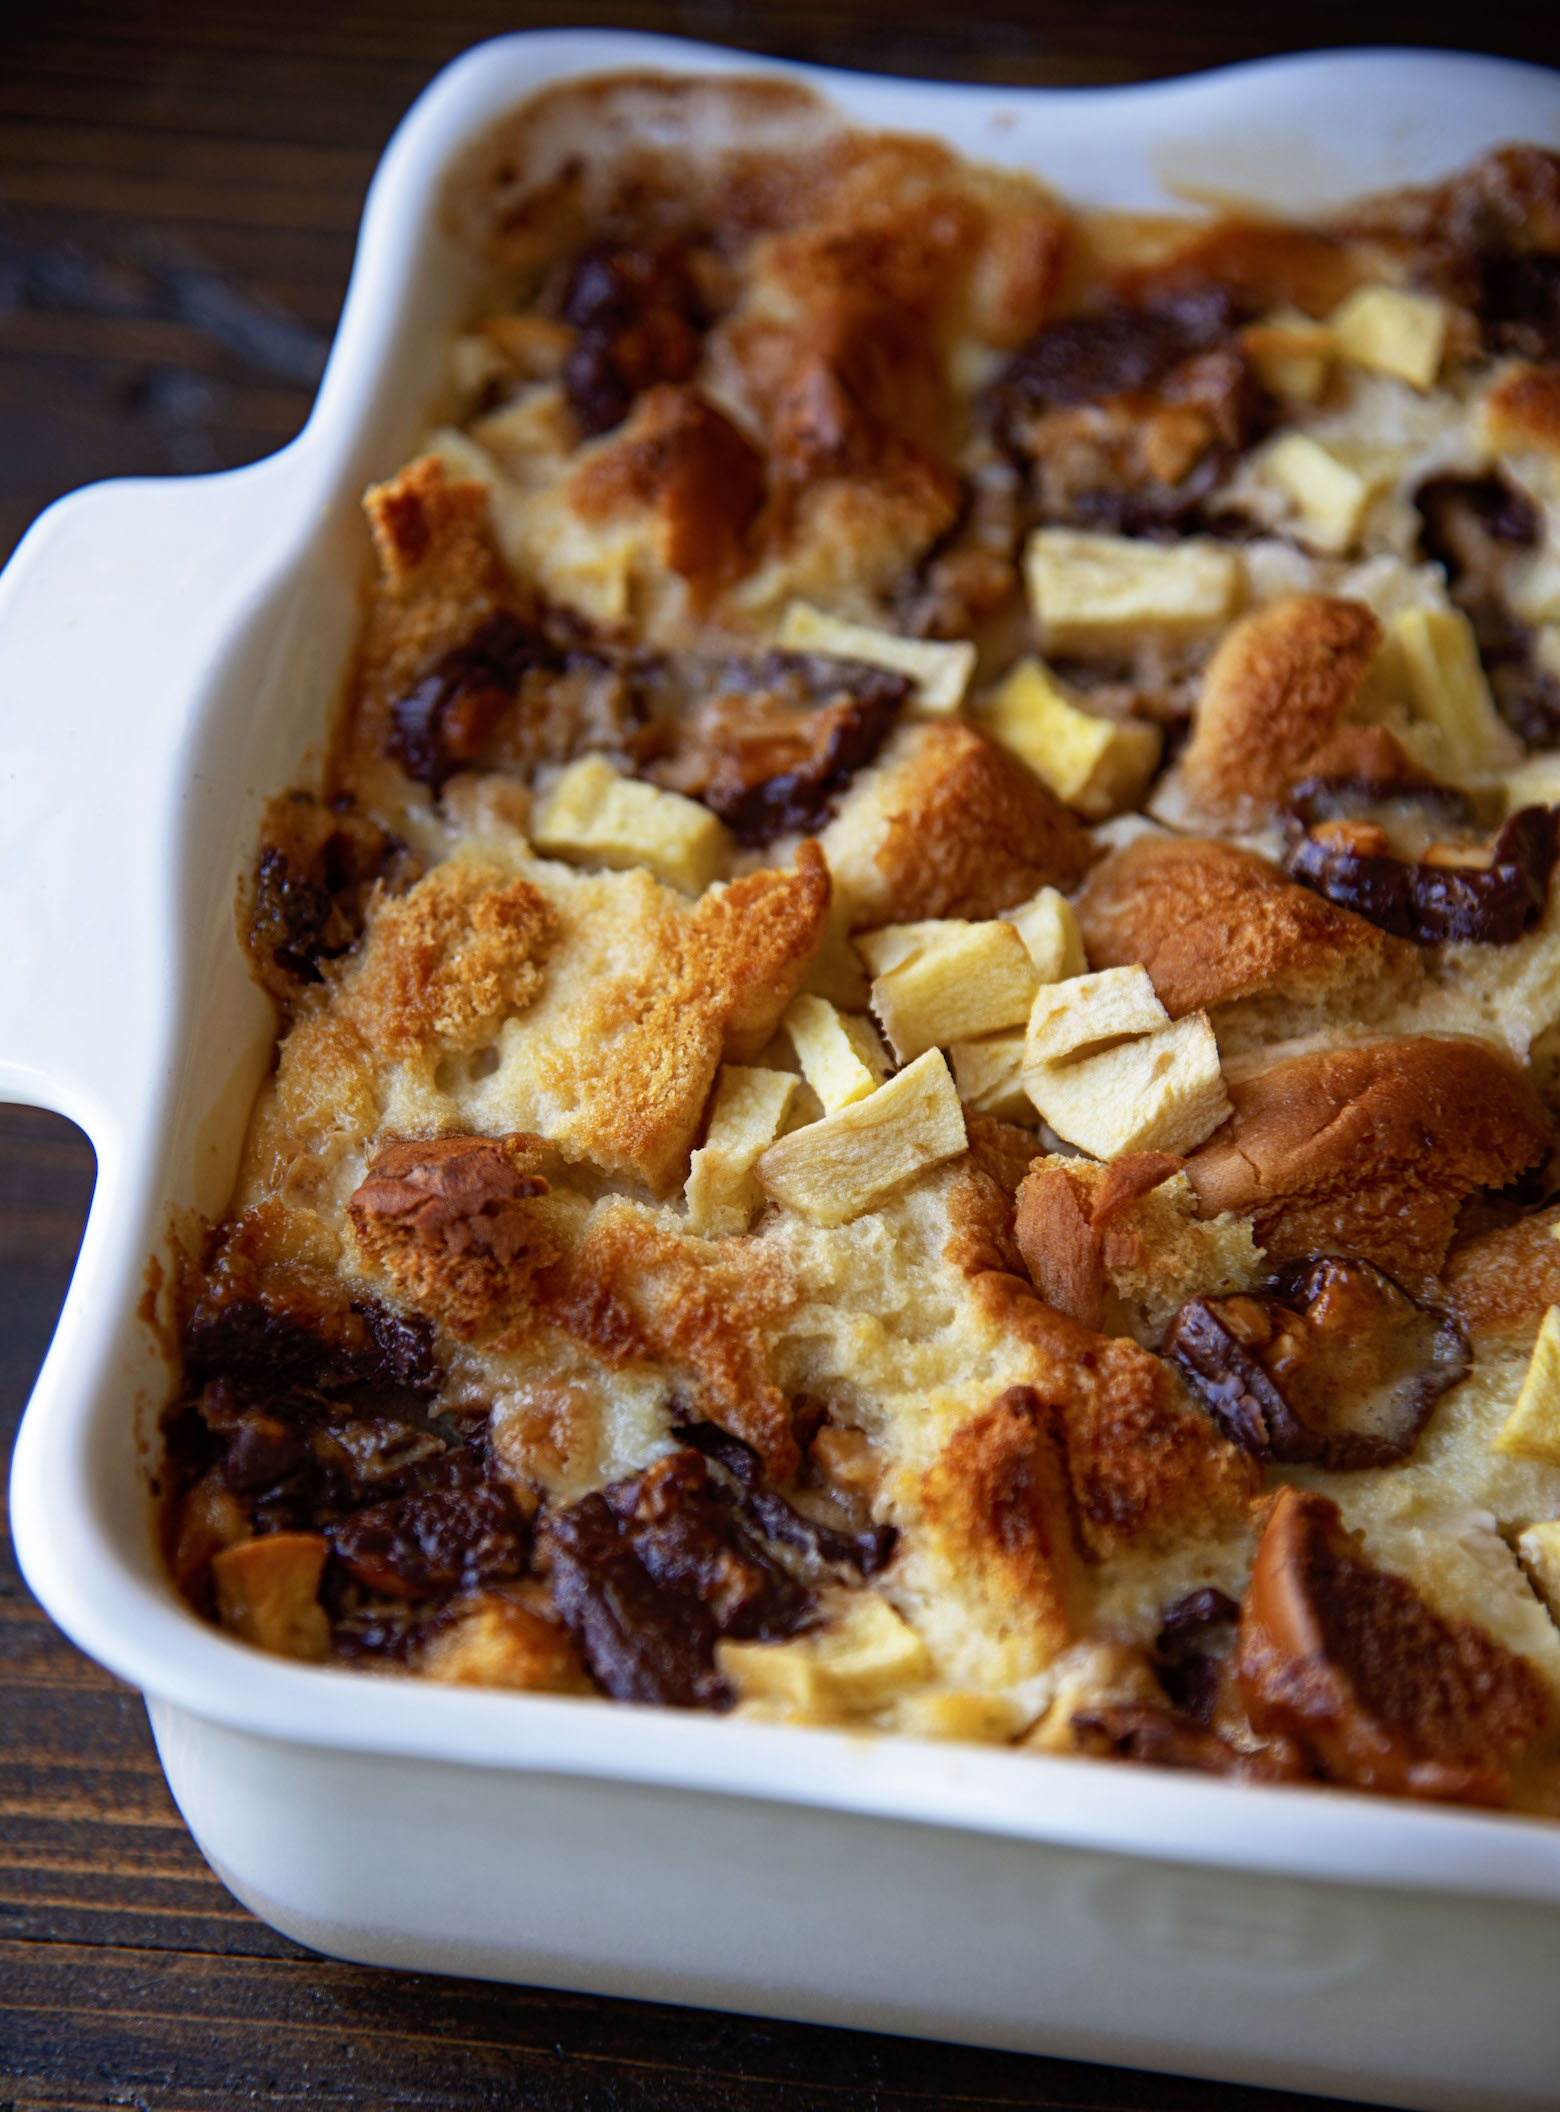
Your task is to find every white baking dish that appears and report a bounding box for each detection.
[5,34,1560,2109]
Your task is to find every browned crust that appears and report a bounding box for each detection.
[341,861,558,1061]
[537,1201,801,1478]
[1186,1038,1552,1290]
[919,1386,1082,1659]
[972,1271,1260,1558]
[567,384,765,600]
[1076,833,1422,1020]
[1485,361,1560,461]
[335,456,518,788]
[1012,1153,1184,1332]
[855,721,1094,928]
[1179,595,1384,822]
[941,1113,1041,1282]
[347,1134,559,1341]
[1442,1205,1560,1340]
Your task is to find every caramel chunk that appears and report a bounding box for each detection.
[1237,1487,1550,1804]
[1179,594,1383,822]
[1185,1037,1550,1290]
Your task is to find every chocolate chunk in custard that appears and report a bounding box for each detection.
[650,651,908,845]
[560,239,709,438]
[537,1448,815,1709]
[1284,799,1560,947]
[1164,1257,1469,1471]
[388,610,552,787]
[1237,1487,1550,1804]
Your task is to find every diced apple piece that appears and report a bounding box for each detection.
[1024,965,1167,1068]
[533,754,728,894]
[757,1048,967,1226]
[686,1065,800,1238]
[982,657,1162,818]
[1006,886,1087,983]
[1329,283,1447,391]
[1026,528,1241,651]
[720,1593,931,1711]
[872,920,1039,1062]
[785,994,890,1113]
[776,600,976,714]
[1025,1012,1231,1158]
[950,1033,1033,1122]
[1517,1522,1560,1624]
[1261,433,1376,555]
[211,1533,330,1662]
[419,1593,591,1691]
[1240,309,1334,403]
[1391,605,1515,775]
[897,1688,1033,1742]
[1496,1305,1560,1467]
[854,919,968,978]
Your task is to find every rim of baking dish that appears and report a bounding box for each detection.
[9,31,1560,1906]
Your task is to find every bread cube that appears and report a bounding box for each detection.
[1024,965,1167,1069]
[211,1532,330,1662]
[719,1593,931,1712]
[1496,1305,1560,1467]
[757,1048,967,1226]
[1026,528,1241,652]
[982,657,1162,818]
[686,1065,800,1237]
[785,994,890,1113]
[533,754,728,894]
[1025,1012,1231,1158]
[950,1033,1033,1122]
[871,920,1039,1061]
[1260,433,1376,555]
[1392,605,1514,775]
[1330,283,1447,390]
[1240,309,1335,403]
[776,599,976,715]
[1006,886,1087,983]
[855,919,968,978]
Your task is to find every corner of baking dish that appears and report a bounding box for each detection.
[5,30,1560,1904]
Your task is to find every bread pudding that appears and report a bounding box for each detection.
[161,74,1560,1813]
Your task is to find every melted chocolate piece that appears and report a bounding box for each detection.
[1154,1587,1240,1723]
[1284,804,1560,947]
[990,285,1245,419]
[329,1481,527,1600]
[1164,1259,1470,1472]
[389,612,548,787]
[675,1420,898,1577]
[1073,1703,1305,1781]
[248,799,402,987]
[654,652,908,846]
[537,1447,817,1709]
[1478,250,1560,363]
[560,241,706,438]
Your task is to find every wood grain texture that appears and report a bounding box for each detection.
[2,2,1552,2102]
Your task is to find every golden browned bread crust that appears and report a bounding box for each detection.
[971,1271,1260,1557]
[1485,361,1560,460]
[1442,1205,1560,1339]
[340,457,517,783]
[1186,1037,1552,1289]
[1076,834,1424,1023]
[347,1134,559,1340]
[940,1112,1040,1281]
[567,384,765,601]
[830,721,1093,930]
[1178,595,1384,822]
[918,1386,1082,1661]
[1013,1153,1184,1331]
[343,862,558,1060]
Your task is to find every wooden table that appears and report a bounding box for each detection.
[4,7,1555,2104]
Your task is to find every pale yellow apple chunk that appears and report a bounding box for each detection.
[757,1049,967,1226]
[871,920,1039,1062]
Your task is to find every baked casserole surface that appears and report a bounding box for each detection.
[163,76,1560,1813]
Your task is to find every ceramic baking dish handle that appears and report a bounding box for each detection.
[0,453,301,1135]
